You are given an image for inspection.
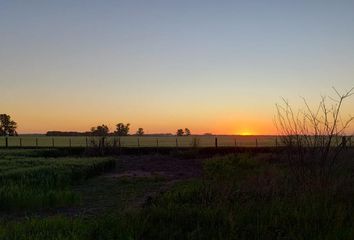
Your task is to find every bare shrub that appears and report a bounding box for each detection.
[275,87,354,186]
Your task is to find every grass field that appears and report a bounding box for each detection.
[0,150,114,212]
[0,135,281,148]
[1,148,354,239]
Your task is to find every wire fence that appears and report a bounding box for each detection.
[0,136,352,148]
[0,136,283,148]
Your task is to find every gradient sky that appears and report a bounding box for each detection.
[1,1,354,134]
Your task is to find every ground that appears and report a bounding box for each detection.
[1,149,354,240]
[0,152,203,220]
[72,155,203,216]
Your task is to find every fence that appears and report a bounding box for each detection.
[0,136,352,148]
[0,136,282,148]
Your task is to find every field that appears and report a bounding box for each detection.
[0,135,281,148]
[0,150,115,212]
[1,148,354,239]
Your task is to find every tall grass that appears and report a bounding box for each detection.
[131,154,354,239]
[2,153,354,239]
[0,157,115,211]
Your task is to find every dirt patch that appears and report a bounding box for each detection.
[108,171,172,178]
[70,155,204,216]
[106,155,203,208]
[2,155,204,220]
[112,155,203,180]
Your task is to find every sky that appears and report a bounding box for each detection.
[1,0,354,135]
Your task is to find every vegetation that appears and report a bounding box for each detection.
[1,149,354,239]
[115,123,130,136]
[176,129,184,136]
[90,125,109,136]
[0,152,114,211]
[185,128,191,136]
[177,128,191,136]
[0,114,17,136]
[136,128,144,136]
[276,88,354,186]
[136,153,354,239]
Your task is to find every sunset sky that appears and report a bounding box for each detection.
[1,1,354,135]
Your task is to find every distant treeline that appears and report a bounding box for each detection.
[46,131,92,136]
[46,131,175,137]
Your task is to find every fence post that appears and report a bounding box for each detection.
[86,137,88,148]
[101,137,105,149]
[156,138,159,153]
[215,137,218,148]
[19,138,22,147]
[137,138,140,148]
[69,138,72,148]
[36,138,38,148]
[256,138,258,148]
[342,136,347,148]
[118,137,121,154]
[5,137,8,148]
[275,137,278,148]
[52,138,55,148]
[113,138,116,148]
[234,138,237,147]
[192,137,197,148]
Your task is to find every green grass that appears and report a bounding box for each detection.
[0,152,115,211]
[133,154,354,240]
[1,151,354,239]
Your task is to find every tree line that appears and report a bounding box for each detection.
[0,115,192,137]
[89,124,192,137]
[50,124,192,136]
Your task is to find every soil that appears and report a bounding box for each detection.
[1,155,203,220]
[109,154,203,180]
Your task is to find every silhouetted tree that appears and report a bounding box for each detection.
[185,128,191,136]
[176,129,184,136]
[0,114,17,136]
[90,125,109,136]
[136,128,144,136]
[89,125,110,154]
[115,123,130,136]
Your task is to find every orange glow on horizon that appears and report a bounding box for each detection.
[239,131,253,136]
[11,113,279,136]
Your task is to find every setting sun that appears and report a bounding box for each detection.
[240,131,253,136]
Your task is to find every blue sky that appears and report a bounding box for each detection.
[1,1,353,134]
